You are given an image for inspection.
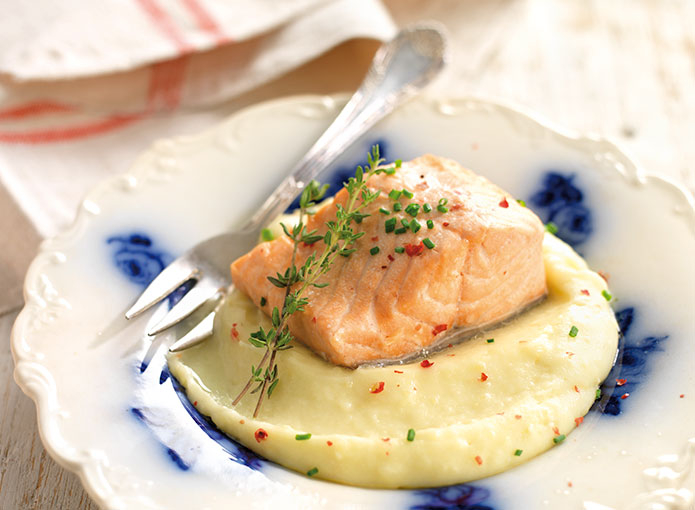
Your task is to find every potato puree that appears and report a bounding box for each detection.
[167,233,618,488]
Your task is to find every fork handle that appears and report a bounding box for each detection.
[244,24,447,232]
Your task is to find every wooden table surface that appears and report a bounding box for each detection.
[2,1,693,508]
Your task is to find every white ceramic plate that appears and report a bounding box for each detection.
[12,96,695,510]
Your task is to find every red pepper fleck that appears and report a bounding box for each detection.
[394,370,403,374]
[621,393,630,400]
[447,354,456,357]
[254,428,268,442]
[575,417,584,426]
[327,441,333,446]
[240,419,245,424]
[405,242,425,257]
[420,360,434,368]
[496,412,505,416]
[568,481,573,488]
[447,343,453,348]
[680,394,685,398]
[480,372,488,382]
[451,204,463,211]
[553,426,560,435]
[432,324,448,336]
[386,452,390,456]
[598,270,610,282]
[381,265,388,269]
[193,401,198,406]
[499,197,509,208]
[515,415,522,420]
[574,385,580,393]
[566,351,575,357]
[371,236,379,242]
[230,324,239,340]
[616,378,627,386]
[475,455,483,465]
[382,437,390,442]
[302,241,316,248]
[581,289,590,296]
[370,381,385,394]
[442,222,450,227]
[312,316,317,323]
[387,254,395,262]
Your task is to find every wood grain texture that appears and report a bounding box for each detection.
[1,311,99,510]
[2,1,693,509]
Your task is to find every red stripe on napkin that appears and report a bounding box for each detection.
[0,114,143,144]
[0,101,77,120]
[147,57,188,110]
[136,0,193,53]
[181,0,231,44]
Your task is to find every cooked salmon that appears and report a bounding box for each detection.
[231,155,547,367]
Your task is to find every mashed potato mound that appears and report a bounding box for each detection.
[168,234,618,488]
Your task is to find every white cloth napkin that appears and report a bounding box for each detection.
[0,0,396,238]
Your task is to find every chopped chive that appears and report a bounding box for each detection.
[401,218,410,228]
[389,189,402,201]
[402,189,414,199]
[545,222,558,234]
[437,202,449,213]
[393,202,402,212]
[395,159,402,168]
[422,238,435,249]
[261,228,275,242]
[395,227,407,235]
[517,199,526,207]
[595,388,602,400]
[307,467,319,477]
[379,207,391,215]
[295,433,312,440]
[407,428,416,441]
[370,246,380,256]
[410,219,421,233]
[405,203,420,217]
[260,297,267,306]
[569,325,579,337]
[486,338,494,343]
[427,219,434,229]
[385,217,396,233]
[602,289,612,301]
[384,166,396,175]
[438,197,448,207]
[553,434,566,444]
[514,449,523,456]
[423,203,432,213]
[395,246,405,254]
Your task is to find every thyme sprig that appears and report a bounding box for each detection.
[233,145,395,417]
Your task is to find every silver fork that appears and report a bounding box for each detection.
[125,24,448,352]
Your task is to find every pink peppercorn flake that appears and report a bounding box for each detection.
[369,382,385,394]
[405,242,425,257]
[616,378,627,386]
[580,289,590,296]
[432,324,448,336]
[475,455,483,465]
[420,360,434,368]
[575,417,584,426]
[621,393,630,400]
[499,197,509,208]
[480,372,488,382]
[254,429,268,442]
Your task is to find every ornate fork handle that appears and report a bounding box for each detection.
[246,24,447,232]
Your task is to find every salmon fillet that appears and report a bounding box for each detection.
[231,155,546,367]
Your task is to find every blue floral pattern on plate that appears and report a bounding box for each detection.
[529,172,592,247]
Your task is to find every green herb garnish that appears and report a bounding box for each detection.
[569,325,579,337]
[514,449,523,456]
[545,222,558,234]
[395,227,407,234]
[389,189,402,201]
[410,219,421,233]
[233,146,397,417]
[393,202,402,212]
[553,434,566,444]
[423,203,432,213]
[379,207,391,215]
[407,428,416,441]
[260,297,267,307]
[486,338,494,343]
[307,467,319,476]
[427,219,434,229]
[370,246,380,256]
[296,433,312,441]
[422,238,435,249]
[395,246,405,254]
[405,203,420,217]
[602,289,612,301]
[437,198,449,213]
[261,228,275,242]
[402,189,414,199]
[385,217,396,233]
